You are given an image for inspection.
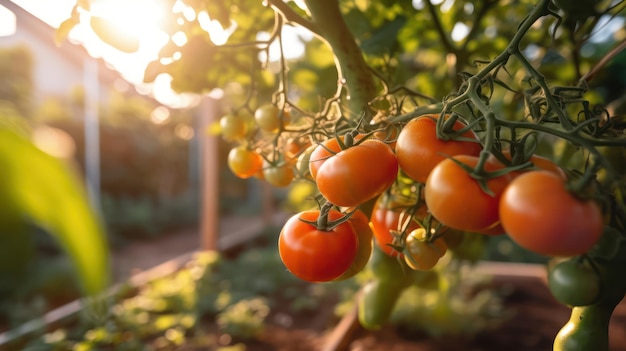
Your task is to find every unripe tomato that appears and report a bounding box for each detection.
[425,155,512,232]
[220,113,248,141]
[262,159,294,187]
[254,104,289,132]
[403,228,447,270]
[335,209,373,280]
[316,139,398,207]
[395,115,482,183]
[278,210,358,282]
[309,137,345,179]
[548,259,601,306]
[227,146,263,179]
[499,170,604,257]
[296,144,317,180]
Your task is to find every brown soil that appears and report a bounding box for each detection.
[108,219,626,351]
[162,272,626,351]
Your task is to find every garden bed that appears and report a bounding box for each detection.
[5,238,626,351]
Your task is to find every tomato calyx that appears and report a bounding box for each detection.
[298,203,355,232]
[435,113,480,143]
[443,152,521,196]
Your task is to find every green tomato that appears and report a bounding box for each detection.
[220,113,247,141]
[548,259,601,307]
[358,279,405,330]
[554,305,610,351]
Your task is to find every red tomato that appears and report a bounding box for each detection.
[403,228,447,270]
[278,210,358,282]
[369,194,425,257]
[316,139,398,207]
[335,209,373,280]
[395,114,482,184]
[227,146,263,179]
[499,170,603,257]
[425,155,512,232]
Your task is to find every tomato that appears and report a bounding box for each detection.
[227,146,263,179]
[554,305,613,351]
[316,139,398,207]
[369,194,424,257]
[425,155,512,232]
[296,144,317,180]
[548,259,601,306]
[335,209,373,280]
[358,279,405,330]
[309,138,343,179]
[284,137,311,160]
[499,170,603,257]
[395,114,482,184]
[373,125,400,149]
[262,159,294,187]
[403,228,447,270]
[278,210,358,282]
[219,113,248,141]
[254,104,290,132]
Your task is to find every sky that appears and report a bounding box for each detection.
[0,0,312,109]
[0,0,200,108]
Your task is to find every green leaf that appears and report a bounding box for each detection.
[0,128,110,295]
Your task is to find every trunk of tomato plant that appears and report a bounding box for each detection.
[304,0,378,123]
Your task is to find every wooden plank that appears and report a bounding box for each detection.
[322,296,362,351]
[198,96,221,251]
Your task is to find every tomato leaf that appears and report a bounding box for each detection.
[0,128,110,296]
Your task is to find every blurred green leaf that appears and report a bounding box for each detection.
[0,128,110,295]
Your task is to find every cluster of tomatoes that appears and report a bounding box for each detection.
[221,109,605,285]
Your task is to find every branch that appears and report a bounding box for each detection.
[304,0,378,122]
[425,0,457,55]
[266,0,321,36]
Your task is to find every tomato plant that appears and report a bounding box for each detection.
[499,170,604,257]
[278,209,358,282]
[425,155,512,232]
[315,139,398,207]
[63,0,626,347]
[395,115,482,184]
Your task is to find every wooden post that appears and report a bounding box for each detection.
[198,96,220,251]
[83,58,100,208]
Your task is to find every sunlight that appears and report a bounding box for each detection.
[0,5,16,37]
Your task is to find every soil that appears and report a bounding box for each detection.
[108,218,626,351]
[245,274,626,351]
[2,214,623,350]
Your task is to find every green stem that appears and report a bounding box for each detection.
[304,0,378,122]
